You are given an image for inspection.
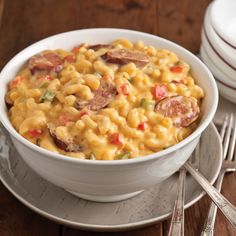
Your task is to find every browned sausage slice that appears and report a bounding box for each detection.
[28,52,64,73]
[76,80,117,111]
[155,96,200,127]
[101,48,150,67]
[47,124,83,152]
[5,95,13,109]
[88,44,114,51]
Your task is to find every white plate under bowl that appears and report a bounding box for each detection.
[0,123,222,232]
[211,0,236,49]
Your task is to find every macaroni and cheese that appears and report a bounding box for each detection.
[5,39,204,160]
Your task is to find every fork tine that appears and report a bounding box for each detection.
[226,117,236,161]
[220,114,229,140]
[223,113,234,159]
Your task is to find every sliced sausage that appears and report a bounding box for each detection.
[155,96,200,127]
[47,123,83,152]
[28,52,64,73]
[101,48,150,67]
[76,80,117,111]
[5,95,13,109]
[88,44,114,51]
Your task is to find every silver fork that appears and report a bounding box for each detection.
[184,120,236,229]
[168,144,200,236]
[168,167,186,236]
[201,114,236,235]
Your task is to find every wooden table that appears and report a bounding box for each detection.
[0,0,235,235]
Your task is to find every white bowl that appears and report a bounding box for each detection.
[201,29,236,84]
[0,29,218,202]
[204,3,236,68]
[200,45,236,103]
[211,0,236,49]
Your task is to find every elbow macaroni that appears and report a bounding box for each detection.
[5,39,204,160]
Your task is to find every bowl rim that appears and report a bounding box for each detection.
[211,0,236,49]
[0,28,219,166]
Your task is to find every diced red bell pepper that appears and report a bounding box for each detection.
[9,76,25,89]
[72,44,85,54]
[152,84,167,100]
[170,65,183,73]
[137,122,147,131]
[109,133,123,146]
[28,129,43,138]
[38,75,53,81]
[64,54,76,63]
[59,114,73,125]
[72,47,81,54]
[102,74,112,81]
[120,84,129,95]
[78,111,89,119]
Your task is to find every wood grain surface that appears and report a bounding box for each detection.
[0,0,235,235]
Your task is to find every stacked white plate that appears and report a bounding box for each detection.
[200,0,236,103]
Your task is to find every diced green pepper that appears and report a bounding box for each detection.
[140,98,146,107]
[140,98,155,111]
[128,77,133,83]
[116,152,131,160]
[175,60,182,66]
[88,153,96,160]
[40,82,50,88]
[39,91,55,103]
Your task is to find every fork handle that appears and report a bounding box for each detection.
[184,162,236,229]
[168,169,186,236]
[200,171,225,236]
